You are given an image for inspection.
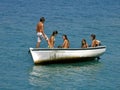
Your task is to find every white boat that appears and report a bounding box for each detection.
[29,46,106,64]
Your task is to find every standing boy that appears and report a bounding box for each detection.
[36,17,51,48]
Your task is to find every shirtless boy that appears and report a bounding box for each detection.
[91,34,100,47]
[36,17,51,48]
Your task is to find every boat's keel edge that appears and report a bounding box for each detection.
[34,57,99,65]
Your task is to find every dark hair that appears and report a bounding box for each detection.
[81,39,87,44]
[52,31,58,36]
[40,17,45,22]
[81,39,86,47]
[91,34,96,40]
[63,34,68,40]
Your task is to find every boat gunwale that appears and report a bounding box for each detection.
[30,46,106,51]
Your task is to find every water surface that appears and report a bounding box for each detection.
[0,0,120,90]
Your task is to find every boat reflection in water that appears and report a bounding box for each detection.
[29,61,103,88]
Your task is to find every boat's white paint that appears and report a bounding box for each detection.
[29,46,106,64]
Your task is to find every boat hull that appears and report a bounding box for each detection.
[29,46,106,64]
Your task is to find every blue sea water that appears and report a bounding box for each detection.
[0,0,120,90]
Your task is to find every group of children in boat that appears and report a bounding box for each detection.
[49,31,69,48]
[81,34,101,48]
[36,17,101,48]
